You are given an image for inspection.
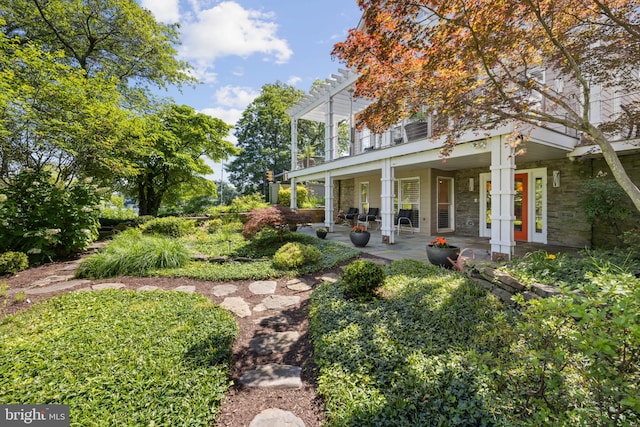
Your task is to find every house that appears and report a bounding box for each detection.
[286,52,640,261]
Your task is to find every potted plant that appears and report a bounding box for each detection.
[316,227,328,239]
[349,225,370,247]
[426,237,459,268]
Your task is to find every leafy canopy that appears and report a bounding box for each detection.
[333,0,640,211]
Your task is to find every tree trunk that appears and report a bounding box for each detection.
[137,173,164,217]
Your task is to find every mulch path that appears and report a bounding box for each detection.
[1,253,384,426]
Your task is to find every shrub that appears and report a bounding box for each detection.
[0,251,29,275]
[0,170,100,263]
[621,228,640,260]
[206,218,224,233]
[98,194,137,220]
[140,216,196,237]
[273,242,320,269]
[505,270,640,425]
[277,185,308,208]
[242,206,312,240]
[76,230,190,278]
[227,193,268,213]
[341,259,386,299]
[581,175,634,239]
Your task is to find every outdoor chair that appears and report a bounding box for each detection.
[394,209,414,235]
[357,208,380,229]
[340,207,358,225]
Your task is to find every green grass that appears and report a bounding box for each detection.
[0,290,238,426]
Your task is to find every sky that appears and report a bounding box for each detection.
[138,0,363,180]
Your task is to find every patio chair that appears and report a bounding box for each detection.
[340,207,358,225]
[358,207,380,229]
[395,209,414,235]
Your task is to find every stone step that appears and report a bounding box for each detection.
[249,331,300,356]
[249,280,277,295]
[240,364,302,389]
[221,297,251,318]
[249,408,305,427]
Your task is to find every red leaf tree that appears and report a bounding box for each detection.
[333,0,640,212]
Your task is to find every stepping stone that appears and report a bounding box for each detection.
[58,262,82,272]
[250,331,300,355]
[137,285,159,291]
[254,314,293,328]
[221,297,251,318]
[249,408,305,427]
[92,283,126,290]
[173,285,196,293]
[261,295,300,310]
[318,272,339,283]
[249,280,277,295]
[240,364,302,389]
[212,284,238,296]
[32,275,74,287]
[26,279,91,295]
[287,281,312,292]
[252,303,268,312]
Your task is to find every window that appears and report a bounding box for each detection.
[394,178,420,229]
[437,177,454,231]
[360,182,369,214]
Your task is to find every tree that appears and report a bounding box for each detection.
[125,103,236,217]
[0,0,194,187]
[0,0,191,88]
[0,25,145,184]
[226,82,305,195]
[333,0,640,212]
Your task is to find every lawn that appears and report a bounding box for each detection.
[0,290,238,426]
[310,258,640,426]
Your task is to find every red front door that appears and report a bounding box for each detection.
[514,174,528,241]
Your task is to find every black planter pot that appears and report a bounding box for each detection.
[349,231,371,247]
[426,245,459,269]
[316,230,327,239]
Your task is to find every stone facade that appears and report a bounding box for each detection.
[333,178,355,218]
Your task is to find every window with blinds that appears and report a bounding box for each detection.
[394,178,420,229]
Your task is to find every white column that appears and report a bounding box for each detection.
[490,136,515,260]
[324,171,334,232]
[325,97,335,161]
[381,158,395,244]
[290,177,297,210]
[291,118,298,171]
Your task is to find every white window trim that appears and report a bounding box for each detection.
[436,176,455,233]
[479,168,547,243]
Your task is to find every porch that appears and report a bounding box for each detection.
[298,223,578,264]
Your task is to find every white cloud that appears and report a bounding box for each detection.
[180,1,292,64]
[214,85,259,109]
[287,76,302,86]
[140,0,180,23]
[200,107,243,128]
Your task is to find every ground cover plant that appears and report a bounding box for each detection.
[501,249,640,291]
[0,290,238,426]
[310,259,639,426]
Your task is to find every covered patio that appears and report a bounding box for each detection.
[297,223,579,264]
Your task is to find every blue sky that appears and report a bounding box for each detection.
[140,0,361,129]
